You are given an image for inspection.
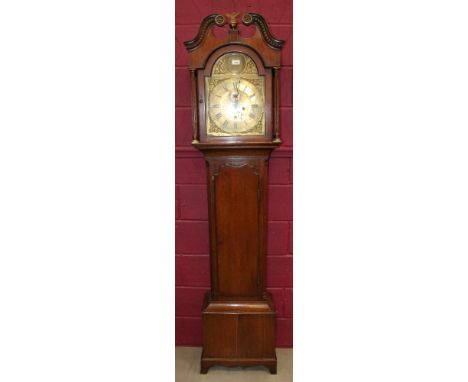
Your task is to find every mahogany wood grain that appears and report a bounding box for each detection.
[215,165,259,297]
[201,291,277,374]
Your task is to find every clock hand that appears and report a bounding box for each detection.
[233,80,240,97]
[231,87,240,107]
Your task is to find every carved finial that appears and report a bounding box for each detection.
[226,12,240,29]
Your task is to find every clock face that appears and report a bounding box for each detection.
[205,52,265,137]
[208,78,264,134]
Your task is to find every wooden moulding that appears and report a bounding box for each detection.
[184,12,285,69]
[202,290,276,313]
[200,357,277,375]
[192,142,280,152]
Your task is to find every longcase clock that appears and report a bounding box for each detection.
[184,12,284,374]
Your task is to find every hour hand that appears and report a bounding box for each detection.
[233,80,239,94]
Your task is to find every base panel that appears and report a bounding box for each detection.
[201,292,277,374]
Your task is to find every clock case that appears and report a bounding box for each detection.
[184,13,284,374]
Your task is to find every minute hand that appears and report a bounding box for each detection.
[233,81,240,95]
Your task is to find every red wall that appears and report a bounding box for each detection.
[175,0,293,347]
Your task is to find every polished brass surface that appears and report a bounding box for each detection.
[226,12,240,29]
[206,52,265,136]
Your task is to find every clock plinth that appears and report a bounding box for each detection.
[184,13,284,374]
[200,292,277,374]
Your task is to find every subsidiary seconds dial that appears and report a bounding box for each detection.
[208,78,264,133]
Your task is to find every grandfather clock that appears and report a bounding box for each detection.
[184,12,284,374]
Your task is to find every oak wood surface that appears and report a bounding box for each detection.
[184,13,284,374]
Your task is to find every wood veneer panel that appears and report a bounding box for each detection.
[215,165,259,297]
[238,314,276,358]
[202,314,237,358]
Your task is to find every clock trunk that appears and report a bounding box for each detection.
[201,147,277,374]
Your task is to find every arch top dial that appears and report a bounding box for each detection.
[205,52,265,137]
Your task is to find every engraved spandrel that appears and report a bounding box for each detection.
[212,53,258,76]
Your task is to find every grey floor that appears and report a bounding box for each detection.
[175,347,293,382]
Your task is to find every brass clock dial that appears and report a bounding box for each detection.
[208,78,263,134]
[205,52,265,137]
